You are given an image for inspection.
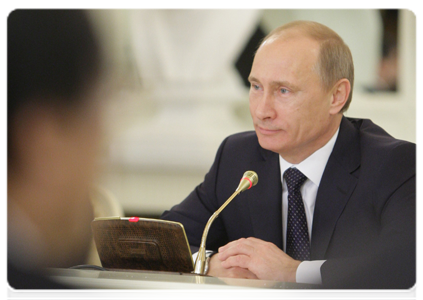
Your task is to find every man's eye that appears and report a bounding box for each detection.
[252,84,260,90]
[280,88,289,94]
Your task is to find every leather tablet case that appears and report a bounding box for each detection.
[91,217,194,273]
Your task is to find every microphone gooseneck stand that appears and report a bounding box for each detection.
[193,171,258,275]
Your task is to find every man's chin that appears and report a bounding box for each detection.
[256,136,285,154]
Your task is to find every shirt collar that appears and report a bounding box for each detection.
[279,128,339,187]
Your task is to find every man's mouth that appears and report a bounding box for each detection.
[256,126,281,135]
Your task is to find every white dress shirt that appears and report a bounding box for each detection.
[279,128,339,284]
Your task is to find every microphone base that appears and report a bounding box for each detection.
[193,247,207,275]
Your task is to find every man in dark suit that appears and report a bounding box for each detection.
[161,20,415,289]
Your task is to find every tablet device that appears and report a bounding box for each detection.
[91,217,194,273]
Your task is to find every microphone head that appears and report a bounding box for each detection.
[236,171,258,193]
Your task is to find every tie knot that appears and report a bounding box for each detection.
[284,168,307,193]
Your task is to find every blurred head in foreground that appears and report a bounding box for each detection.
[8,9,104,287]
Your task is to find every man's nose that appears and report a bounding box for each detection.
[254,92,277,120]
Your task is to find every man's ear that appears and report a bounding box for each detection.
[329,78,351,115]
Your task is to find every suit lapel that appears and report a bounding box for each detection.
[311,117,361,259]
[246,146,283,249]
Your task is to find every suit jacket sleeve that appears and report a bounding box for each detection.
[161,136,231,254]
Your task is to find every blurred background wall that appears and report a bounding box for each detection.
[87,9,416,218]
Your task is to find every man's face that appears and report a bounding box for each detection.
[249,34,339,163]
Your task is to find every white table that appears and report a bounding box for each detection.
[50,269,312,299]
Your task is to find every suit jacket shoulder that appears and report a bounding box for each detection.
[345,117,415,200]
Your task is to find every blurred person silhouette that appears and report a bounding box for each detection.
[8,9,105,288]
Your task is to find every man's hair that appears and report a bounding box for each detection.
[260,21,354,112]
[7,9,103,165]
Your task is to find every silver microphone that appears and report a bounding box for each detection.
[193,171,258,275]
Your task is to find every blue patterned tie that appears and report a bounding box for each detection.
[284,167,310,261]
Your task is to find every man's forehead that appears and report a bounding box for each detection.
[255,34,320,66]
[250,34,321,83]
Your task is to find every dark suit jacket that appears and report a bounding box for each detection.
[161,117,416,289]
